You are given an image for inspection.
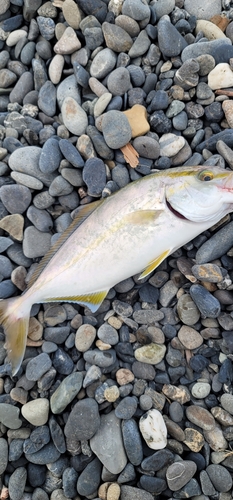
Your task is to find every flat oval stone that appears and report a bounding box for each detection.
[178,325,203,350]
[159,133,185,157]
[21,399,49,426]
[158,18,187,58]
[0,404,22,430]
[51,372,83,414]
[181,38,231,63]
[64,399,100,441]
[82,157,106,197]
[102,110,132,149]
[190,284,221,318]
[135,343,166,365]
[186,405,215,431]
[102,22,133,53]
[61,96,88,136]
[90,48,117,79]
[139,409,167,450]
[0,184,32,214]
[122,418,143,465]
[107,67,131,96]
[166,460,197,492]
[39,137,62,173]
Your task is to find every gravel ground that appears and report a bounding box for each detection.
[2,0,233,499]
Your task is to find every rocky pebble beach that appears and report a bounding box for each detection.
[2,0,233,499]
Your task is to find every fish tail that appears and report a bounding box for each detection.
[0,297,30,376]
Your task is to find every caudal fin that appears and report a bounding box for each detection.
[0,297,30,376]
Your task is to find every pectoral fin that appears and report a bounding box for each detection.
[124,210,163,225]
[139,249,170,279]
[45,290,108,313]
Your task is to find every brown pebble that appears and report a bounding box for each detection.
[98,483,111,500]
[177,257,196,283]
[107,483,121,500]
[184,428,205,452]
[163,416,185,441]
[28,317,43,341]
[178,325,203,350]
[210,14,230,32]
[10,387,28,405]
[204,426,228,451]
[211,406,233,426]
[186,405,215,431]
[75,324,96,352]
[0,214,24,241]
[104,386,120,403]
[108,316,122,329]
[11,266,27,291]
[162,384,190,404]
[123,105,150,138]
[96,339,111,350]
[116,368,134,385]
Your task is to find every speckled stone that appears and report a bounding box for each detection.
[102,110,132,148]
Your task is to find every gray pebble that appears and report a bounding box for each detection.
[97,323,119,345]
[190,284,221,318]
[8,467,27,500]
[115,396,137,419]
[107,67,131,96]
[196,221,233,263]
[0,184,32,214]
[7,242,32,267]
[77,457,102,497]
[181,38,231,63]
[23,226,51,259]
[52,348,74,375]
[158,18,187,58]
[59,139,84,168]
[0,69,17,88]
[37,16,55,40]
[25,442,60,465]
[84,348,116,368]
[0,403,22,430]
[33,191,55,210]
[0,280,18,299]
[122,0,150,21]
[65,399,100,441]
[102,22,133,53]
[0,255,13,278]
[26,353,52,381]
[121,485,153,500]
[173,111,188,131]
[21,41,36,65]
[36,40,52,60]
[0,237,13,253]
[127,65,145,86]
[50,372,83,414]
[56,74,81,110]
[83,157,106,197]
[206,464,232,492]
[61,167,83,187]
[90,48,117,79]
[49,175,73,196]
[166,460,197,491]
[102,110,132,149]
[111,164,130,188]
[128,30,151,58]
[122,418,143,465]
[39,137,62,173]
[0,438,8,474]
[38,80,56,117]
[86,125,114,160]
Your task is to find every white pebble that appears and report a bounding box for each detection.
[139,408,167,449]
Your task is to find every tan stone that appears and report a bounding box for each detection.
[11,266,27,291]
[104,386,120,403]
[184,428,205,452]
[107,483,121,500]
[196,20,227,40]
[162,384,190,404]
[28,317,43,341]
[178,325,203,350]
[6,29,26,47]
[62,0,82,29]
[96,340,111,350]
[123,104,150,137]
[210,14,230,32]
[222,100,233,128]
[54,27,81,54]
[0,214,24,241]
[49,54,64,84]
[116,368,134,385]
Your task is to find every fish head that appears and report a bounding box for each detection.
[164,166,233,223]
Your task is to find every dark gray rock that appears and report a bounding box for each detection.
[83,157,106,197]
[189,284,221,318]
[77,457,102,496]
[38,81,56,117]
[0,184,32,214]
[64,399,100,441]
[122,419,143,465]
[8,467,27,500]
[158,18,187,57]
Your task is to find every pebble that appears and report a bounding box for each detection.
[90,48,117,79]
[166,460,197,491]
[83,157,106,197]
[123,104,150,138]
[107,67,130,96]
[0,403,22,429]
[0,184,31,214]
[135,343,166,365]
[64,399,100,441]
[158,18,187,58]
[25,353,52,381]
[206,464,232,492]
[21,399,49,426]
[102,22,133,53]
[186,405,215,431]
[190,284,221,318]
[115,396,137,419]
[102,110,132,149]
[159,133,185,157]
[121,419,143,466]
[178,325,203,349]
[139,409,167,450]
[23,226,51,259]
[8,467,27,500]
[191,382,211,399]
[196,221,233,262]
[90,411,127,474]
[220,394,233,415]
[61,97,88,136]
[54,27,81,54]
[121,486,153,500]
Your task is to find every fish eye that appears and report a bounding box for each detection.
[197,170,214,182]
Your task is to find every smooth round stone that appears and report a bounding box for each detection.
[122,0,150,21]
[50,372,83,414]
[90,48,117,79]
[97,323,118,345]
[186,405,215,431]
[9,467,27,500]
[152,0,175,19]
[0,50,10,69]
[48,54,64,85]
[122,419,143,465]
[6,29,26,47]
[21,41,36,65]
[59,139,84,167]
[49,175,73,196]
[23,226,51,258]
[142,449,174,474]
[38,81,56,117]
[149,90,169,112]
[196,54,215,77]
[37,16,55,40]
[220,394,233,415]
[75,324,96,352]
[158,18,187,57]
[107,67,131,96]
[135,343,166,365]
[26,353,52,381]
[127,65,145,86]
[82,157,106,197]
[0,404,22,429]
[54,26,81,54]
[57,75,81,109]
[177,293,200,326]
[9,71,34,104]
[11,171,43,190]
[121,486,153,500]
[222,100,233,128]
[139,409,167,450]
[0,184,31,214]
[159,133,185,157]
[102,22,133,53]
[36,39,52,60]
[181,38,231,63]
[178,325,203,350]
[87,125,114,160]
[191,382,211,399]
[52,348,74,375]
[166,461,197,492]
[190,284,221,319]
[90,411,127,474]
[173,111,188,131]
[102,110,131,149]
[184,0,221,20]
[115,15,140,38]
[21,399,49,426]
[140,476,166,495]
[39,137,62,173]
[206,464,232,492]
[77,457,102,497]
[115,397,137,419]
[64,399,100,441]
[25,442,60,465]
[0,69,17,88]
[195,20,227,41]
[61,96,88,136]
[128,30,151,58]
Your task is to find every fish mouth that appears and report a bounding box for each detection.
[166,200,188,220]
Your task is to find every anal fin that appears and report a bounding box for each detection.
[45,290,108,313]
[139,249,170,279]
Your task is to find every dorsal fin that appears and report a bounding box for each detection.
[26,199,104,290]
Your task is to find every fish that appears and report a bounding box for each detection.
[1,164,233,376]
